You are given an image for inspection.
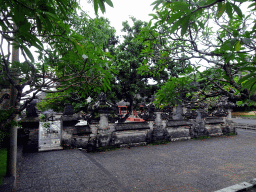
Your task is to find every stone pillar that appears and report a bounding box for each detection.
[227,109,232,119]
[63,103,74,116]
[152,111,166,141]
[154,112,162,128]
[173,104,183,120]
[194,110,207,137]
[97,113,112,147]
[99,113,109,130]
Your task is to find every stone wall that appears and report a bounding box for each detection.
[20,112,236,152]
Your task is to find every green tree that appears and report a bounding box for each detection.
[0,0,114,128]
[36,15,119,113]
[139,0,256,107]
[108,17,168,112]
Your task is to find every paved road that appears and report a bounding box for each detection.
[232,118,256,125]
[15,129,256,192]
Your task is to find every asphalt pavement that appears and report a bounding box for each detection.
[14,128,256,192]
[232,118,256,125]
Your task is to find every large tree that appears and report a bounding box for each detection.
[36,15,119,113]
[0,0,114,128]
[108,17,169,112]
[138,0,256,107]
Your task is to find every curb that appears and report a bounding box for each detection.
[215,178,256,192]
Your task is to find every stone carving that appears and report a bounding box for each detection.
[26,100,38,118]
[138,101,156,121]
[183,107,197,119]
[173,104,183,120]
[63,103,74,115]
[87,92,119,123]
[161,106,173,120]
[138,96,173,121]
[210,96,235,117]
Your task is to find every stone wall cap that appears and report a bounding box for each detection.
[166,120,193,127]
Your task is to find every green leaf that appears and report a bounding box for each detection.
[170,18,183,34]
[181,16,189,36]
[238,72,256,84]
[167,12,183,24]
[233,30,239,37]
[225,1,233,19]
[231,3,243,18]
[149,13,158,19]
[217,3,226,18]
[104,0,114,7]
[94,0,99,15]
[230,38,238,45]
[170,2,189,11]
[235,41,241,51]
[44,12,58,20]
[250,82,256,94]
[148,20,152,27]
[152,0,163,10]
[248,2,256,8]
[36,16,42,34]
[21,45,34,62]
[55,0,67,17]
[239,67,256,72]
[98,0,106,14]
[198,21,204,29]
[242,77,256,91]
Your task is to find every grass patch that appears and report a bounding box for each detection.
[90,146,120,153]
[224,132,236,136]
[193,135,211,140]
[148,140,170,145]
[0,148,7,185]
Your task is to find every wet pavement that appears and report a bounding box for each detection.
[15,128,256,192]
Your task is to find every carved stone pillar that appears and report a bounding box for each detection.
[99,113,109,130]
[173,104,184,120]
[152,111,166,141]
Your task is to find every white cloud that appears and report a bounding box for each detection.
[80,0,156,37]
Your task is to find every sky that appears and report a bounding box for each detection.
[80,0,156,38]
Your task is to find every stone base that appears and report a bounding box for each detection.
[205,125,223,137]
[152,128,166,141]
[192,127,209,138]
[98,133,112,147]
[112,130,150,146]
[166,128,190,141]
[39,146,63,152]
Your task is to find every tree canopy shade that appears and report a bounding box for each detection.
[138,0,256,107]
[0,0,114,127]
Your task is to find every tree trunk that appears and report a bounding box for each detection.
[6,24,19,190]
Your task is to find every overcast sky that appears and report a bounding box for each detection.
[80,0,156,38]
